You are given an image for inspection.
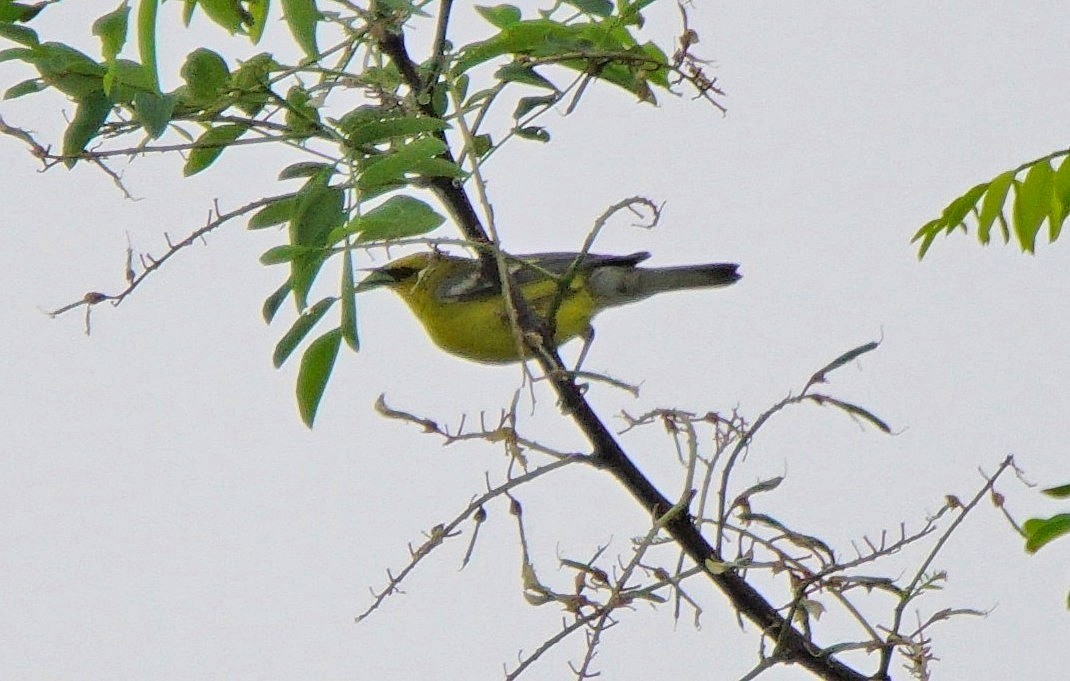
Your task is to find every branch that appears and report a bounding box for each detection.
[45,194,294,328]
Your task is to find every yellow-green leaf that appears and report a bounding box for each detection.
[297,328,342,427]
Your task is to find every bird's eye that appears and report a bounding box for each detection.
[387,266,421,281]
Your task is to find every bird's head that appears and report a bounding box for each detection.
[355,252,435,294]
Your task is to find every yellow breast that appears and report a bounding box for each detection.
[403,277,597,363]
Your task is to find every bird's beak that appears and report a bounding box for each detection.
[354,267,396,292]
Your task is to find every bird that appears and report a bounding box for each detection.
[356,250,740,364]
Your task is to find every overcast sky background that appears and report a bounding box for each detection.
[2,2,1067,680]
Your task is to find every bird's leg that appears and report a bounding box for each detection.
[573,325,595,374]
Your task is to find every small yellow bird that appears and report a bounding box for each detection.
[357,250,740,364]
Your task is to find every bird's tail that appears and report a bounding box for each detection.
[588,262,740,307]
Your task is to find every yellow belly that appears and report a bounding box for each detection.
[406,282,597,363]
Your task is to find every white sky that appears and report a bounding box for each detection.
[2,2,1067,680]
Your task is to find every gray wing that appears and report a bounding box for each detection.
[437,251,651,302]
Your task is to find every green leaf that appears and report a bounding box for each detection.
[1023,513,1070,553]
[1042,483,1070,499]
[939,182,986,230]
[495,62,557,90]
[282,0,319,59]
[180,47,229,103]
[62,89,111,167]
[476,4,521,28]
[1049,155,1070,243]
[3,77,44,99]
[259,244,323,265]
[345,116,449,148]
[513,94,557,119]
[340,245,359,351]
[0,21,39,46]
[356,136,449,190]
[566,0,613,16]
[0,2,46,22]
[471,133,493,158]
[273,296,337,367]
[132,90,174,138]
[248,195,297,229]
[262,279,292,323]
[245,0,269,43]
[278,161,334,180]
[182,0,196,26]
[136,0,160,91]
[348,195,445,242]
[284,84,320,135]
[406,157,468,179]
[809,341,881,382]
[183,123,247,176]
[31,42,106,99]
[92,2,130,62]
[198,0,245,33]
[297,327,342,428]
[230,52,277,115]
[289,174,345,307]
[515,125,550,142]
[977,170,1015,245]
[1012,161,1053,253]
[911,218,942,259]
[0,46,35,63]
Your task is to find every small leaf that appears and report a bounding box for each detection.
[350,195,445,242]
[282,0,320,59]
[1013,161,1053,253]
[495,62,557,90]
[245,0,269,43]
[183,123,247,176]
[132,90,174,138]
[940,182,987,229]
[229,51,277,115]
[262,279,292,323]
[1049,155,1070,243]
[92,2,130,62]
[977,170,1015,244]
[259,244,322,265]
[62,89,111,167]
[32,42,106,99]
[513,94,557,119]
[180,47,230,103]
[1042,483,1070,499]
[297,328,343,428]
[475,4,521,28]
[278,161,333,180]
[289,175,344,308]
[248,195,297,229]
[515,125,550,142]
[912,218,942,259]
[3,78,45,99]
[197,0,245,33]
[340,245,359,351]
[273,296,337,367]
[811,395,891,433]
[1023,513,1070,553]
[345,116,449,148]
[356,137,449,190]
[0,2,46,23]
[809,341,880,383]
[565,0,613,16]
[0,21,39,46]
[284,84,320,135]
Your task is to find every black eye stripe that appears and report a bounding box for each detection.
[387,266,421,280]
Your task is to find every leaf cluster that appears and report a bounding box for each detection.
[1,0,707,426]
[913,151,1070,257]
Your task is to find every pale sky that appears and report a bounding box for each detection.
[2,3,1067,680]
